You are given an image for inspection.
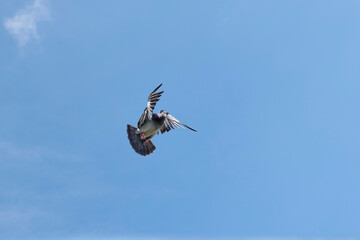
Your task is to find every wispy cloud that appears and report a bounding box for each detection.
[0,140,76,163]
[0,140,43,161]
[0,206,48,234]
[3,0,50,46]
[0,140,84,234]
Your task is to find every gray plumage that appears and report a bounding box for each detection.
[127,83,197,156]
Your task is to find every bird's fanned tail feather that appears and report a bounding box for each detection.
[127,124,156,156]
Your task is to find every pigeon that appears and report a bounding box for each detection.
[127,83,197,156]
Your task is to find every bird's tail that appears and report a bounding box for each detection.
[127,124,156,156]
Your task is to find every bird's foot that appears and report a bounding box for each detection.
[144,139,149,144]
[140,133,145,140]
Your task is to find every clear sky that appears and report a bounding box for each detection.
[1,0,360,239]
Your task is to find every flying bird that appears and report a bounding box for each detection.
[127,83,197,156]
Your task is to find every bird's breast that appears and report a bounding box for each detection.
[139,120,162,138]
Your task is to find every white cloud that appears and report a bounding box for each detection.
[3,0,50,46]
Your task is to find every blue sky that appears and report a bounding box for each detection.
[1,0,360,239]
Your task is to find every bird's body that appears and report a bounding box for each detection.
[136,113,165,139]
[127,84,196,156]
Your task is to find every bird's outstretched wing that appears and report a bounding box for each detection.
[138,84,164,128]
[160,113,197,134]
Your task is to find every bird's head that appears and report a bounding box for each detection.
[159,110,168,117]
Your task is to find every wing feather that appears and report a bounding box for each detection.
[160,113,197,133]
[138,84,163,128]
